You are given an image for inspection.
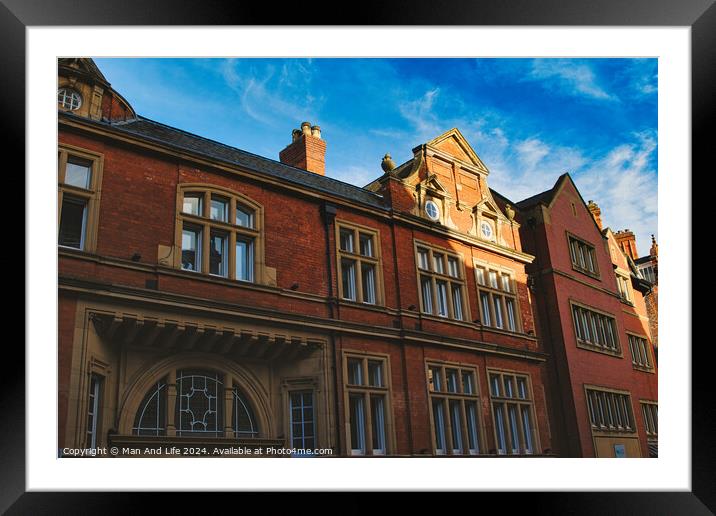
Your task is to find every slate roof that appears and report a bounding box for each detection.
[634,255,655,265]
[515,174,568,209]
[63,113,388,211]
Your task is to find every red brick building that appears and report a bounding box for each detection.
[57,58,656,458]
[514,175,658,457]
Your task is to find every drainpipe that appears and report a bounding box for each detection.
[321,202,341,455]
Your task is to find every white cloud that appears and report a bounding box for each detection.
[333,165,382,188]
[464,128,657,257]
[397,88,443,139]
[573,133,657,256]
[528,59,615,101]
[221,59,322,128]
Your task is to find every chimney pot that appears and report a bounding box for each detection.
[279,121,327,175]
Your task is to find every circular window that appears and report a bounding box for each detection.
[58,88,82,110]
[480,220,494,239]
[425,200,440,221]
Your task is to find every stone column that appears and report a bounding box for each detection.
[224,375,234,438]
[166,369,177,437]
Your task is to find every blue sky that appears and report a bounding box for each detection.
[95,58,657,256]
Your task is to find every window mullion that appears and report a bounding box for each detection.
[446,280,455,319]
[355,257,364,303]
[58,150,68,184]
[501,403,513,455]
[57,190,65,233]
[364,391,374,455]
[201,190,211,219]
[515,401,527,453]
[202,223,210,274]
[443,398,455,454]
[488,293,496,327]
[430,276,438,316]
[229,231,237,280]
[460,398,470,454]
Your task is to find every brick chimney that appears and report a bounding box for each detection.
[587,200,602,230]
[614,229,638,260]
[279,121,326,175]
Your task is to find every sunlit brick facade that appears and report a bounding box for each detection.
[57,58,656,458]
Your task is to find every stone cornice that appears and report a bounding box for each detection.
[59,276,547,362]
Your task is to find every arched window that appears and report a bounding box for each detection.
[132,369,259,439]
[133,378,167,436]
[177,185,263,283]
[58,87,82,110]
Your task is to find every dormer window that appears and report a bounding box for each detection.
[425,199,441,222]
[58,88,82,110]
[480,220,494,240]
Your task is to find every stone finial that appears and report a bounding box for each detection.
[381,153,397,173]
[505,204,515,221]
[650,234,658,257]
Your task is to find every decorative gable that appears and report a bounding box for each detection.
[426,128,490,173]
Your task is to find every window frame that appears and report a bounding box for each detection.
[288,389,317,451]
[566,231,600,279]
[426,361,486,456]
[627,332,656,373]
[570,300,623,357]
[58,144,104,253]
[474,259,523,333]
[343,351,394,456]
[584,385,637,436]
[58,87,83,110]
[85,373,103,449]
[175,184,264,284]
[616,271,633,304]
[414,240,470,322]
[130,366,262,440]
[640,399,658,457]
[487,368,541,456]
[335,220,384,306]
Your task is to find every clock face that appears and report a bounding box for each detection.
[481,221,493,239]
[425,200,440,221]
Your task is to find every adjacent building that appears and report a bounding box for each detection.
[514,177,658,457]
[57,58,656,458]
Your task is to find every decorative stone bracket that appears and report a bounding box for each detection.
[89,312,323,361]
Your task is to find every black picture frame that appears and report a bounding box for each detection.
[7,0,710,513]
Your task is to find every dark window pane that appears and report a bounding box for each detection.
[209,231,228,276]
[181,226,201,271]
[59,197,87,248]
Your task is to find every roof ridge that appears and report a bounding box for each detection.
[133,116,384,200]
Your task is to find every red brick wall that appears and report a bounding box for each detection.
[519,177,658,457]
[58,293,77,448]
[58,126,554,455]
